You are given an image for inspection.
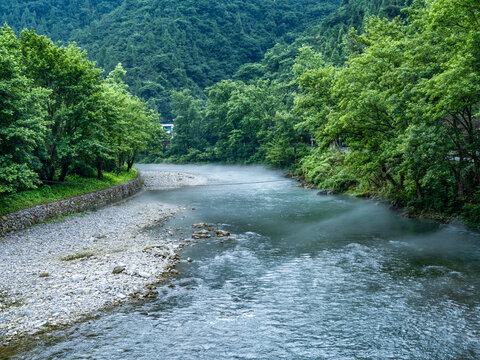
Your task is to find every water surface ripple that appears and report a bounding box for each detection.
[13,165,480,359]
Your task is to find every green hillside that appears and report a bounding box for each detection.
[0,0,123,41]
[70,0,339,118]
[235,0,413,84]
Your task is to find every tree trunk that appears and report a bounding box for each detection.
[117,154,126,175]
[127,151,137,172]
[415,180,423,200]
[97,159,103,180]
[58,162,70,182]
[451,165,464,200]
[47,165,55,182]
[456,172,464,199]
[382,166,397,187]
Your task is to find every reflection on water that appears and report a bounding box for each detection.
[10,164,480,359]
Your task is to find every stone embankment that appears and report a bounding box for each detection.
[0,169,208,347]
[0,176,143,237]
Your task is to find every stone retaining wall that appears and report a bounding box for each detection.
[0,176,143,237]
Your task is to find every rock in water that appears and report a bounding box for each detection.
[112,266,126,274]
[216,230,230,237]
[192,222,211,229]
[317,189,334,195]
[192,230,211,239]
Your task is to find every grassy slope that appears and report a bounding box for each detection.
[0,168,137,216]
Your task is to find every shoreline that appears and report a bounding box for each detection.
[292,172,466,228]
[0,170,208,349]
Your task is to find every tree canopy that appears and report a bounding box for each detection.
[0,26,163,195]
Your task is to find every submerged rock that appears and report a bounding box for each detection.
[193,223,214,231]
[216,230,230,237]
[192,230,211,239]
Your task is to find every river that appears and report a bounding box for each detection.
[10,164,480,359]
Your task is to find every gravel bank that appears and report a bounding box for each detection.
[0,170,205,346]
[140,170,208,189]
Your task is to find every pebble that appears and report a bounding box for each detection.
[112,266,126,274]
[137,272,150,278]
[0,169,205,346]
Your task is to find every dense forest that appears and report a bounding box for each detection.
[0,26,162,195]
[161,0,480,226]
[0,0,123,41]
[0,0,340,118]
[1,0,479,225]
[71,0,340,118]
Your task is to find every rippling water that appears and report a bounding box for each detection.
[11,164,480,359]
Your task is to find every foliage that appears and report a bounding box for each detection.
[0,26,49,194]
[0,0,123,41]
[297,148,358,193]
[166,0,480,225]
[69,0,339,119]
[292,0,480,222]
[0,27,160,200]
[2,0,480,226]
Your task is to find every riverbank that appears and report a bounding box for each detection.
[0,169,208,348]
[291,171,471,229]
[0,169,139,217]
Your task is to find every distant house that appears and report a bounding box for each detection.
[162,123,174,135]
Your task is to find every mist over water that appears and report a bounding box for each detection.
[13,164,480,359]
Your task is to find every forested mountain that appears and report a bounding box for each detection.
[0,0,123,41]
[235,0,412,84]
[71,0,339,118]
[0,0,340,119]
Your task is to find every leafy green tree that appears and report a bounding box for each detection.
[167,89,206,159]
[95,63,162,177]
[20,29,103,181]
[0,25,49,194]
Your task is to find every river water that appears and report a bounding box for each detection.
[12,164,480,359]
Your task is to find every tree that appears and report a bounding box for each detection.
[20,29,103,181]
[0,26,49,194]
[167,89,206,158]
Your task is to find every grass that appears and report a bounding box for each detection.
[0,167,138,216]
